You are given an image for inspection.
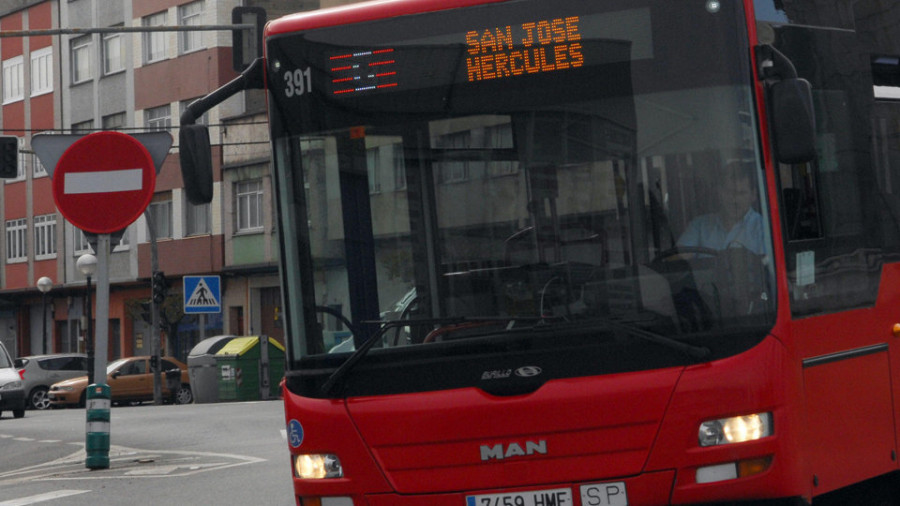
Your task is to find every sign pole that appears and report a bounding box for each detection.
[37,131,172,472]
[86,233,111,470]
[94,233,110,384]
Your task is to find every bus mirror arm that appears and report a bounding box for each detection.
[180,57,265,125]
[179,58,266,205]
[755,45,817,165]
[756,44,798,81]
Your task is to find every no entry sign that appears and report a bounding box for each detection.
[52,131,156,234]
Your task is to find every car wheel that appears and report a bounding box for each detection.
[78,391,86,408]
[13,408,24,418]
[29,387,51,410]
[174,385,193,405]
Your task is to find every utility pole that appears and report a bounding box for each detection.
[145,209,163,406]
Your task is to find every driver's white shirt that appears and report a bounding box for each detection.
[677,209,764,255]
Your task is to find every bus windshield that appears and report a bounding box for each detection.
[267,0,776,395]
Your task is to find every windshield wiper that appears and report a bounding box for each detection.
[590,316,711,360]
[412,314,710,361]
[320,316,518,396]
[321,318,478,396]
[319,314,709,396]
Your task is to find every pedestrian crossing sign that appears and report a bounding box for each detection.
[183,275,221,314]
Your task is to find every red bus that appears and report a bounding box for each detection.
[181,0,900,504]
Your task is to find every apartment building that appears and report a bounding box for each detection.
[0,0,310,360]
[0,0,60,358]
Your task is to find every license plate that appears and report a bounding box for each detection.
[579,482,628,506]
[466,488,573,506]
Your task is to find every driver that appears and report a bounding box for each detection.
[676,159,764,255]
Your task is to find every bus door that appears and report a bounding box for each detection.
[758,2,900,493]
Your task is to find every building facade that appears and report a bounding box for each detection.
[0,0,316,361]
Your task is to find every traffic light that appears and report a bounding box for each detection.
[0,136,18,179]
[152,271,169,304]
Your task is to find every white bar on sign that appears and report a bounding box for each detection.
[64,168,143,194]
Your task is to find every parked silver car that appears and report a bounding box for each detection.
[14,353,88,410]
[0,341,25,418]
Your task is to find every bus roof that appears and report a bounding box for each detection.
[265,0,509,38]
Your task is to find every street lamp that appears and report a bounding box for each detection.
[77,254,97,382]
[36,276,53,354]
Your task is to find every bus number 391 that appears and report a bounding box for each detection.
[284,68,312,97]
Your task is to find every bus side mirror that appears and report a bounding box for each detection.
[180,124,214,205]
[770,78,817,164]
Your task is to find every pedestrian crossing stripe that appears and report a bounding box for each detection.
[183,276,221,314]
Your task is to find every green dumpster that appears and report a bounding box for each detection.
[216,336,285,401]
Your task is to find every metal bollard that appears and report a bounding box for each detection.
[85,383,111,469]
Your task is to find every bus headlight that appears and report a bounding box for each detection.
[294,454,343,479]
[699,412,772,447]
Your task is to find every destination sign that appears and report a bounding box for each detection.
[330,48,398,95]
[465,16,584,82]
[309,8,653,102]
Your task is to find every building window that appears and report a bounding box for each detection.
[434,131,470,183]
[70,35,92,84]
[102,112,126,131]
[485,123,518,177]
[236,180,263,232]
[185,200,210,236]
[113,227,129,251]
[145,105,171,132]
[34,214,57,259]
[147,193,172,239]
[6,218,26,263]
[367,147,381,194]
[102,29,124,75]
[71,119,94,134]
[30,47,53,96]
[143,11,168,64]
[33,152,46,178]
[393,143,406,190]
[2,56,24,103]
[179,1,204,54]
[74,229,93,255]
[17,138,24,179]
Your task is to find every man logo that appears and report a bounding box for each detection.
[515,366,542,377]
[480,440,548,461]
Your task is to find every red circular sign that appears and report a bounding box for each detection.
[52,132,156,234]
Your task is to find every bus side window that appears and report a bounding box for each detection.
[778,163,822,242]
[871,66,900,252]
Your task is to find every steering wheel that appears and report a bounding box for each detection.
[652,246,720,264]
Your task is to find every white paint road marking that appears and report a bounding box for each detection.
[63,168,143,194]
[0,490,90,506]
